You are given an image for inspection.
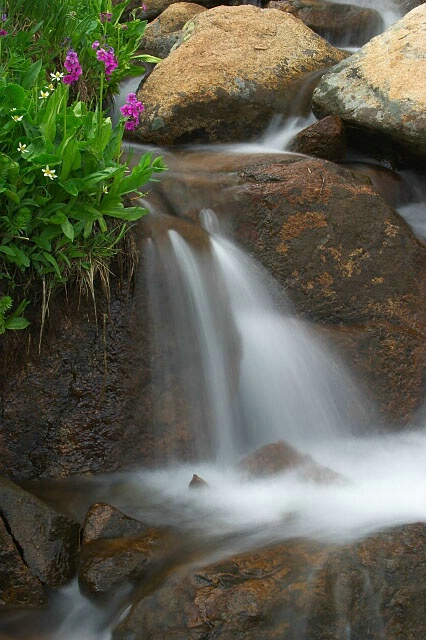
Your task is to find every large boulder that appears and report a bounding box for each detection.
[312,5,426,163]
[133,5,347,145]
[112,522,426,640]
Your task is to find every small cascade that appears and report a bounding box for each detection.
[142,210,373,464]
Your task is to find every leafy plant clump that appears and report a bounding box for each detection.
[0,0,166,335]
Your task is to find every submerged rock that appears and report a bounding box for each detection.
[133,5,347,145]
[189,474,209,489]
[237,441,342,484]
[312,5,426,163]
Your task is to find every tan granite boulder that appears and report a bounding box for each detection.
[134,5,347,145]
[312,5,426,161]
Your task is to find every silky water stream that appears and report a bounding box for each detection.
[1,2,426,637]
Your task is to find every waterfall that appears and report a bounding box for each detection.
[142,211,373,464]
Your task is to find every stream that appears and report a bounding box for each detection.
[0,0,425,637]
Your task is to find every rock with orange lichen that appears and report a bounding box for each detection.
[112,523,425,640]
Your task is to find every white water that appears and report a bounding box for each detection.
[134,211,425,548]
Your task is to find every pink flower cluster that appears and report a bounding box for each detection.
[62,49,82,85]
[120,93,144,131]
[99,12,112,23]
[93,44,118,79]
[0,10,6,33]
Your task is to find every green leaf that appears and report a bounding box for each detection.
[41,251,62,278]
[20,60,43,90]
[61,219,74,241]
[0,83,26,109]
[60,179,79,196]
[59,138,81,181]
[5,317,30,330]
[0,246,17,257]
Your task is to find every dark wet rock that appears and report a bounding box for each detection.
[287,115,347,162]
[112,522,425,640]
[189,474,209,489]
[267,0,383,47]
[140,2,207,59]
[312,6,426,165]
[397,0,425,14]
[79,503,173,600]
[82,502,149,544]
[131,0,223,22]
[0,272,145,480]
[0,477,80,589]
[237,441,341,484]
[0,515,46,608]
[133,5,347,145]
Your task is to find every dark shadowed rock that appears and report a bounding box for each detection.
[79,502,173,600]
[0,477,80,589]
[288,115,347,162]
[112,523,425,640]
[0,515,46,608]
[82,502,149,544]
[140,2,207,59]
[267,0,384,47]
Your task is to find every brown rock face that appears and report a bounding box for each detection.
[112,523,426,640]
[288,115,347,162]
[79,502,173,600]
[134,5,347,145]
[82,502,149,544]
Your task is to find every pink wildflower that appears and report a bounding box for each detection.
[120,92,144,131]
[96,47,118,79]
[62,49,82,85]
[99,12,112,23]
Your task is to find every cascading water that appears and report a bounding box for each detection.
[1,3,425,638]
